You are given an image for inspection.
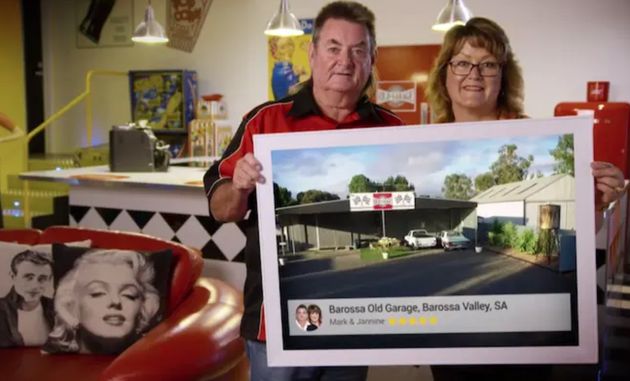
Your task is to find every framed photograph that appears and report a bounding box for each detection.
[75,0,134,48]
[267,19,313,101]
[254,116,597,366]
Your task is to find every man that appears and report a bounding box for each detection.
[0,250,55,347]
[204,2,402,379]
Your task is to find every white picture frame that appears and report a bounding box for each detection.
[254,116,597,366]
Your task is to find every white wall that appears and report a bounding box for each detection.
[477,201,524,222]
[41,0,630,153]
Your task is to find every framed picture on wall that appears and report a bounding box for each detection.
[267,19,313,101]
[375,45,441,125]
[254,116,597,366]
[75,0,134,48]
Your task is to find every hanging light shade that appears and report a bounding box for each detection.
[432,0,473,32]
[132,1,169,44]
[264,0,304,37]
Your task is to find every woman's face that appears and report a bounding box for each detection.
[309,311,320,324]
[77,263,143,338]
[446,41,503,119]
[296,307,308,324]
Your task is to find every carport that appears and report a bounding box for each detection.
[276,197,477,253]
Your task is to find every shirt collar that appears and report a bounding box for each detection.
[288,82,383,124]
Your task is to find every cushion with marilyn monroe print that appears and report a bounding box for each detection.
[0,240,91,348]
[42,244,173,355]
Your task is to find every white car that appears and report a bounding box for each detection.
[404,229,437,249]
[440,231,472,251]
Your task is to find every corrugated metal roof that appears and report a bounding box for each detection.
[470,174,571,203]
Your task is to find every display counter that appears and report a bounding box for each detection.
[20,163,246,290]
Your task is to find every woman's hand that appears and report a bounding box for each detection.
[591,161,625,211]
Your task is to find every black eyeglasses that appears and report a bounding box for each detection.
[448,60,503,77]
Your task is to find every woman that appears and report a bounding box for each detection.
[426,17,624,227]
[306,304,322,331]
[426,17,623,381]
[44,249,160,354]
[269,36,308,100]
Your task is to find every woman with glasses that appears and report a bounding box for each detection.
[427,17,623,227]
[426,17,623,381]
[427,17,524,123]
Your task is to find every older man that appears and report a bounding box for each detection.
[203,1,402,379]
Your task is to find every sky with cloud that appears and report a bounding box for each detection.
[271,134,566,199]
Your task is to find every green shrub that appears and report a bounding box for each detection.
[488,231,501,246]
[491,219,504,235]
[516,228,538,254]
[377,236,401,248]
[487,220,506,246]
[501,222,518,248]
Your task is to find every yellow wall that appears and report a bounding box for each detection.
[0,0,26,195]
[0,0,26,130]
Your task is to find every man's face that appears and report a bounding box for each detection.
[11,261,52,304]
[296,307,308,324]
[309,18,373,98]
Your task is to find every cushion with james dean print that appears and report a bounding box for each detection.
[0,240,90,348]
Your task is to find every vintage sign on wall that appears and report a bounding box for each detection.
[375,45,441,125]
[167,0,213,53]
[76,0,134,48]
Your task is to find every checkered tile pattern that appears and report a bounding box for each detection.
[70,205,246,262]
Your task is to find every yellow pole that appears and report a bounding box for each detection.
[86,73,92,147]
[26,92,89,142]
[20,69,127,228]
[23,178,30,228]
[22,131,30,228]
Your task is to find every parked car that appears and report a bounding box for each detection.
[404,229,437,249]
[439,231,472,251]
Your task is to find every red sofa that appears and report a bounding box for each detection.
[0,226,248,381]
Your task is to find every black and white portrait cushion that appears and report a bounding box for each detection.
[0,240,91,348]
[42,244,173,355]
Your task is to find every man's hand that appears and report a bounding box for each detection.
[210,153,266,222]
[232,153,266,194]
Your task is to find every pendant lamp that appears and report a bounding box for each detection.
[264,0,304,37]
[132,0,169,44]
[432,0,473,32]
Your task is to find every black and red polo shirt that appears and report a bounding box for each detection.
[203,83,402,341]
